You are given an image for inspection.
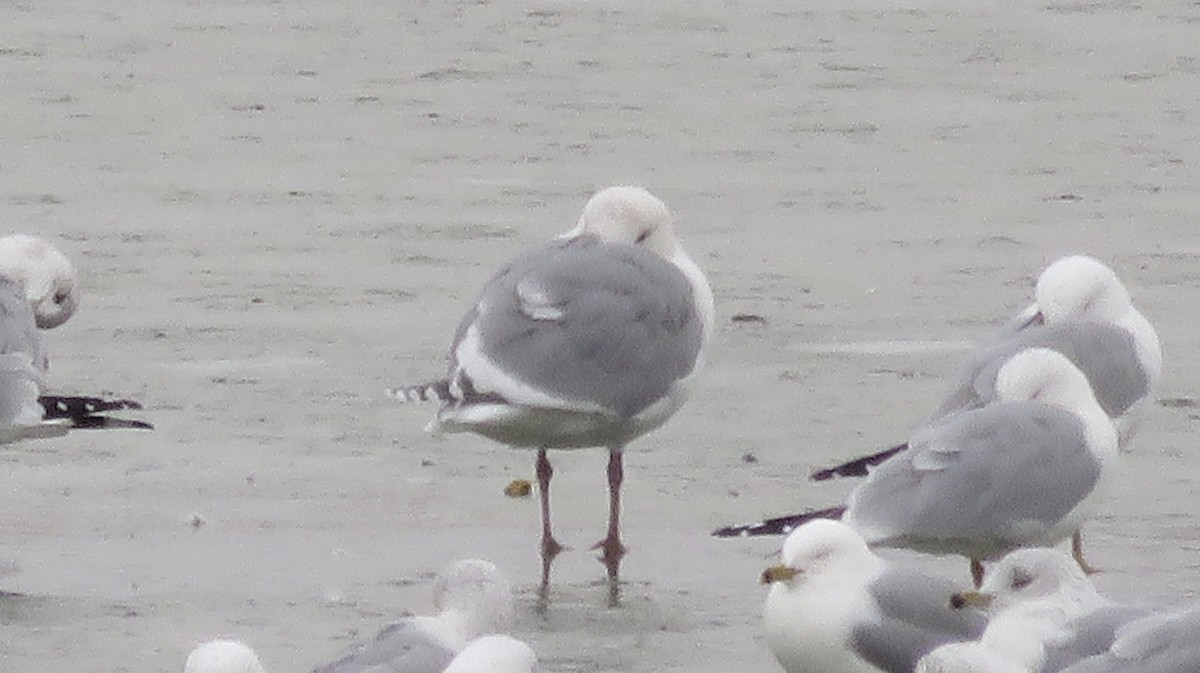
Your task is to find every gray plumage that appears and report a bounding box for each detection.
[1041,605,1150,672]
[445,234,704,420]
[0,277,50,432]
[1057,607,1200,673]
[846,401,1103,559]
[931,323,1148,426]
[0,277,44,372]
[311,620,456,673]
[854,567,989,672]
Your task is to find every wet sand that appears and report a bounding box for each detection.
[2,0,1199,671]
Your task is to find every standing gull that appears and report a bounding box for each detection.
[813,255,1160,482]
[761,520,986,673]
[312,559,513,673]
[718,349,1119,586]
[392,186,713,602]
[0,234,151,439]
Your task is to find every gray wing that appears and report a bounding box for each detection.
[311,620,456,673]
[1057,608,1200,673]
[0,279,46,429]
[0,278,43,373]
[847,402,1102,550]
[1040,605,1149,672]
[448,235,704,418]
[853,567,987,673]
[930,324,1148,422]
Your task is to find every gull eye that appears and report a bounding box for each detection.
[54,290,71,305]
[635,230,651,244]
[1010,569,1034,591]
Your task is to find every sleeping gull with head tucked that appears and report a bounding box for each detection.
[718,348,1119,586]
[810,256,1156,574]
[312,559,513,673]
[0,234,151,440]
[392,186,714,603]
[761,520,986,673]
[813,255,1159,480]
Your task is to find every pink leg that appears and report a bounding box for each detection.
[970,558,985,588]
[593,447,627,604]
[1072,530,1101,575]
[536,449,564,605]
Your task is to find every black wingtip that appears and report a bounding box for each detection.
[38,396,153,431]
[809,443,908,481]
[67,416,155,430]
[712,505,848,538]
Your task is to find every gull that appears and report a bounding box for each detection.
[185,640,267,673]
[813,255,1159,482]
[392,186,714,603]
[0,234,151,438]
[717,348,1119,586]
[312,559,513,673]
[916,549,1133,673]
[761,520,986,673]
[442,636,541,673]
[1057,606,1200,673]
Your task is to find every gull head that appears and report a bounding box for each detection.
[443,635,540,673]
[972,549,1101,615]
[995,348,1096,410]
[995,347,1118,460]
[0,235,78,329]
[569,186,679,258]
[1027,255,1132,327]
[433,559,515,641]
[184,640,266,673]
[763,520,878,589]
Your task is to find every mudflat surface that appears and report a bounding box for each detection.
[2,0,1198,671]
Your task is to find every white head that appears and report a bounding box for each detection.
[184,640,266,673]
[948,550,1106,670]
[995,348,1096,411]
[433,559,514,641]
[0,235,78,329]
[996,348,1118,463]
[977,549,1102,614]
[566,186,679,258]
[761,520,880,590]
[443,635,540,673]
[1023,255,1132,327]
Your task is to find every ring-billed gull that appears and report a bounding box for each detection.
[761,520,985,673]
[916,549,1131,673]
[392,186,714,603]
[312,559,514,673]
[1057,606,1200,673]
[813,255,1159,481]
[0,234,151,437]
[442,635,540,673]
[185,640,267,673]
[717,348,1119,586]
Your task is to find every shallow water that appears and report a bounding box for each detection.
[2,0,1199,671]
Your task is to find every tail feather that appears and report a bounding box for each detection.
[712,505,847,538]
[38,395,154,431]
[388,380,453,404]
[809,443,908,481]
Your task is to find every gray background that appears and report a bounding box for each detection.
[1,1,1197,671]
